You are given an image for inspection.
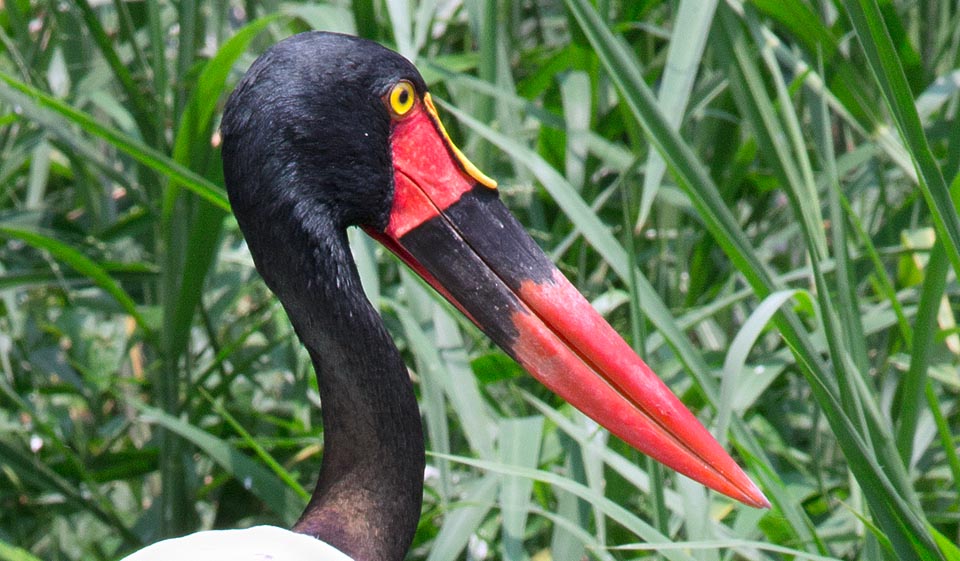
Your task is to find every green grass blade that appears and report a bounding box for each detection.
[896,241,949,463]
[925,382,960,515]
[170,13,278,177]
[392,293,454,501]
[0,438,139,546]
[425,474,498,561]
[0,71,229,211]
[160,15,276,387]
[0,541,45,561]
[0,225,149,331]
[497,416,543,561]
[931,528,960,561]
[842,0,960,280]
[137,404,306,523]
[72,0,157,142]
[613,539,844,560]
[436,453,699,561]
[637,0,717,230]
[717,289,805,441]
[810,53,871,374]
[559,71,590,191]
[199,387,310,500]
[391,283,496,460]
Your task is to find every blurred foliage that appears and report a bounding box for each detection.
[0,1,958,560]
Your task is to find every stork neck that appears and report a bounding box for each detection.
[273,226,424,561]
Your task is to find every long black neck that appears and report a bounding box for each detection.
[256,218,424,561]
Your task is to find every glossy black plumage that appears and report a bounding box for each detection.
[221,32,428,561]
[223,32,429,234]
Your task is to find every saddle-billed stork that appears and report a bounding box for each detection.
[122,31,768,561]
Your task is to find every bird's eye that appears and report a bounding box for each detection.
[387,80,416,117]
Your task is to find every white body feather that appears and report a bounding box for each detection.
[120,526,353,561]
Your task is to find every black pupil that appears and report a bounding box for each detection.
[397,88,409,106]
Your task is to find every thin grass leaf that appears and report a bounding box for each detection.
[930,529,960,561]
[559,71,590,191]
[385,0,414,59]
[549,454,589,561]
[392,291,454,501]
[925,383,960,512]
[0,225,149,330]
[173,0,199,117]
[349,228,380,305]
[736,10,826,260]
[198,387,310,500]
[25,141,50,209]
[637,0,717,230]
[896,241,949,464]
[137,404,305,523]
[0,71,229,211]
[434,453,699,561]
[160,15,276,393]
[145,0,166,145]
[391,288,496,460]
[498,416,543,561]
[842,0,960,280]
[410,0,436,55]
[0,541,45,561]
[72,0,157,142]
[839,192,913,343]
[717,289,805,441]
[810,52,871,375]
[0,438,139,546]
[531,505,617,561]
[612,539,844,561]
[425,474,498,561]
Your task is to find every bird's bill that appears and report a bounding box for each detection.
[365,94,769,509]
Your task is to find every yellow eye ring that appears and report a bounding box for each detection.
[388,80,416,117]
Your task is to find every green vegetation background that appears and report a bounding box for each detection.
[0,1,958,560]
